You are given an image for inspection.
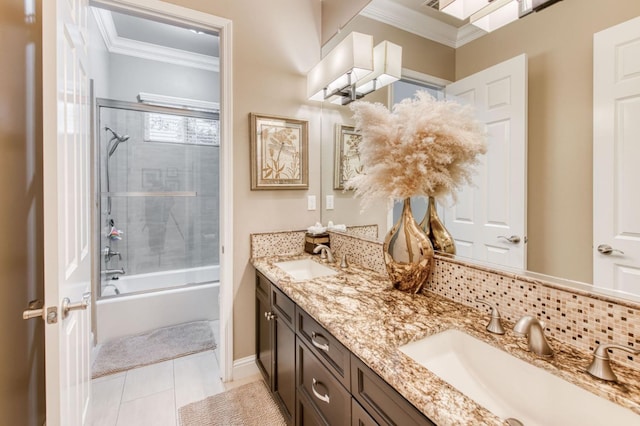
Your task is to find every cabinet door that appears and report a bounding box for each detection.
[255,273,273,387]
[274,312,296,423]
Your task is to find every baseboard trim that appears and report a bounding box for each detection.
[232,355,259,380]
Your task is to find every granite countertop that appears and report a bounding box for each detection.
[251,254,640,426]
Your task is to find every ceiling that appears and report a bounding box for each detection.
[109,11,219,57]
[360,0,486,48]
[95,1,476,66]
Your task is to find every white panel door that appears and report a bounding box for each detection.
[42,0,92,424]
[444,54,527,269]
[593,16,640,296]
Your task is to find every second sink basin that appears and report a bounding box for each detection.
[399,329,639,426]
[274,259,338,281]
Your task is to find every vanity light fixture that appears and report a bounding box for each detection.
[350,41,402,102]
[307,32,402,105]
[137,92,219,113]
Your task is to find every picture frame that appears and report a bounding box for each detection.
[334,124,363,190]
[250,113,309,190]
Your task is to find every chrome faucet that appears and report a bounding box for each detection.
[475,298,505,335]
[513,316,554,357]
[586,343,639,382]
[102,268,125,277]
[313,244,335,263]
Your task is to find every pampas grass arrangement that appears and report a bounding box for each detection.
[346,91,487,207]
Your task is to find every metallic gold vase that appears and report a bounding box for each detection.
[419,196,456,255]
[383,198,434,293]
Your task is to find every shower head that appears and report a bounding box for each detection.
[105,127,130,157]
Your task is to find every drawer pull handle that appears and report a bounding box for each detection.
[311,332,329,352]
[311,378,330,404]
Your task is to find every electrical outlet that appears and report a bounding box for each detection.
[326,195,334,210]
[307,195,316,211]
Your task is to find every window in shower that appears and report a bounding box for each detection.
[98,100,220,298]
[144,113,219,146]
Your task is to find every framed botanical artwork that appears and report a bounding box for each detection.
[334,124,363,190]
[250,113,309,190]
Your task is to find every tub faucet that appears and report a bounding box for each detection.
[586,343,639,382]
[313,244,335,263]
[102,268,125,277]
[513,316,554,357]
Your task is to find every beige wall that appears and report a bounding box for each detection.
[456,0,640,283]
[0,0,46,424]
[321,0,371,45]
[162,0,323,361]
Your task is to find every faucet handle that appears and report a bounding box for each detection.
[587,343,639,382]
[475,298,505,335]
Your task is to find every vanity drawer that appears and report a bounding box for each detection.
[297,338,351,425]
[272,285,295,329]
[351,355,434,426]
[297,308,351,389]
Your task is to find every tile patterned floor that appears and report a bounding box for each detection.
[90,321,259,425]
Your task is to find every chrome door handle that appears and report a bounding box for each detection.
[311,378,330,404]
[498,235,521,244]
[23,299,57,324]
[311,332,329,352]
[61,294,89,319]
[597,244,624,255]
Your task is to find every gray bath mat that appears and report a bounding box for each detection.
[92,320,216,378]
[178,381,286,426]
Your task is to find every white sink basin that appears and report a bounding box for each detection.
[274,259,338,281]
[399,329,639,425]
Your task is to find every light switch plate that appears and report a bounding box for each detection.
[307,195,316,210]
[326,195,334,210]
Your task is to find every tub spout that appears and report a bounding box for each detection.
[102,268,125,276]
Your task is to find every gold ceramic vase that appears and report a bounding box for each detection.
[383,198,434,293]
[419,196,456,255]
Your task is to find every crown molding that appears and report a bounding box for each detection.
[92,8,219,72]
[361,0,486,48]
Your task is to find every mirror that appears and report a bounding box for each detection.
[319,0,640,298]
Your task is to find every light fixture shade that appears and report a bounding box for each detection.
[470,0,519,32]
[439,0,490,20]
[307,32,374,101]
[355,41,402,95]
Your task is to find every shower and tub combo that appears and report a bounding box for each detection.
[95,99,220,343]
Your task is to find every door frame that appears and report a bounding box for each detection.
[89,0,234,381]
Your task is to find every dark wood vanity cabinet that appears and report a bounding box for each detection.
[255,271,296,424]
[255,271,435,426]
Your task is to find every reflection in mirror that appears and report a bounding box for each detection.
[319,0,640,301]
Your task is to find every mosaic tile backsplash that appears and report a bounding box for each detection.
[251,230,640,370]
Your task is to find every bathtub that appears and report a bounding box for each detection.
[95,265,219,344]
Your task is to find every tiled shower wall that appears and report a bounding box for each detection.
[251,230,640,369]
[100,106,220,277]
